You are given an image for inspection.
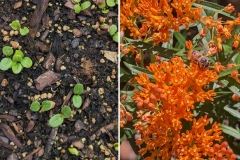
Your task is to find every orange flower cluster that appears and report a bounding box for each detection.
[120,0,202,45]
[173,116,224,159]
[200,4,240,55]
[120,103,133,128]
[132,57,224,159]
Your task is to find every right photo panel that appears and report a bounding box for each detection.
[120,0,240,159]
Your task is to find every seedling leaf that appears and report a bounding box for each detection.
[13,50,24,62]
[68,147,79,155]
[73,83,84,95]
[74,4,81,14]
[72,95,82,108]
[2,46,13,56]
[42,100,52,111]
[81,1,91,10]
[74,0,81,3]
[49,114,64,128]
[0,58,12,71]
[10,20,21,30]
[12,62,22,74]
[61,106,72,118]
[114,143,118,151]
[21,57,33,68]
[102,9,109,14]
[106,0,115,7]
[19,27,29,36]
[109,24,117,36]
[30,101,41,112]
[98,3,106,9]
[112,32,118,43]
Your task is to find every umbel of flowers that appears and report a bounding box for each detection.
[131,57,236,159]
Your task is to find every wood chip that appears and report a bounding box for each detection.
[34,71,60,91]
[14,1,22,9]
[26,120,35,133]
[0,115,16,122]
[0,124,23,149]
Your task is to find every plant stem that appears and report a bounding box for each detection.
[222,48,238,65]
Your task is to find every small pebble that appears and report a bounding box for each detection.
[1,79,8,87]
[100,58,105,63]
[60,66,66,70]
[71,38,80,48]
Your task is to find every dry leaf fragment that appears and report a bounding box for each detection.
[101,50,118,64]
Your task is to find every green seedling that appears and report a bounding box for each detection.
[108,24,118,43]
[73,0,91,14]
[98,3,109,14]
[72,83,84,108]
[10,20,29,36]
[49,105,72,127]
[68,147,79,155]
[30,100,55,112]
[114,143,118,151]
[106,0,117,7]
[0,46,33,74]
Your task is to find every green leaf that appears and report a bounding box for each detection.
[221,124,240,139]
[112,32,118,42]
[68,147,79,155]
[233,53,240,65]
[30,101,41,112]
[123,61,153,78]
[220,77,240,97]
[21,57,32,68]
[61,106,72,118]
[42,100,52,111]
[173,32,186,47]
[113,143,118,151]
[10,20,21,30]
[0,58,12,71]
[49,114,64,128]
[106,0,115,7]
[233,103,240,109]
[224,106,240,119]
[12,50,24,62]
[74,0,81,2]
[101,9,109,14]
[12,62,22,74]
[109,24,117,36]
[72,95,82,108]
[218,64,240,78]
[73,83,84,95]
[98,3,106,9]
[2,46,13,56]
[74,4,81,14]
[19,27,29,36]
[125,38,174,59]
[81,1,91,10]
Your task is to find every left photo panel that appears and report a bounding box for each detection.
[0,0,119,159]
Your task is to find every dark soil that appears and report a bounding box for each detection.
[0,0,118,159]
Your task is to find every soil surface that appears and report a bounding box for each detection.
[0,0,118,159]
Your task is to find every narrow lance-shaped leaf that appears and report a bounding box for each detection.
[218,64,240,78]
[221,124,240,139]
[224,106,240,119]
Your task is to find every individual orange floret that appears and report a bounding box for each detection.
[232,93,240,101]
[214,62,225,73]
[224,3,235,12]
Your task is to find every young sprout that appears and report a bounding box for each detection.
[0,46,33,74]
[72,83,84,108]
[73,0,91,14]
[10,20,29,36]
[108,24,118,43]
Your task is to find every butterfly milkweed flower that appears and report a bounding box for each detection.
[120,0,203,45]
[132,57,222,159]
